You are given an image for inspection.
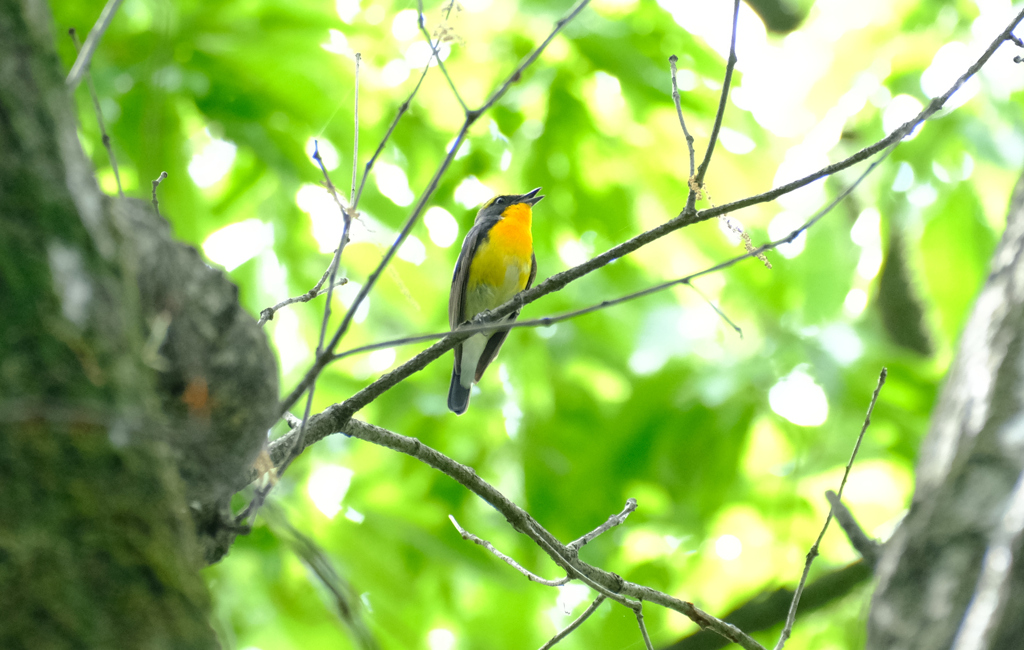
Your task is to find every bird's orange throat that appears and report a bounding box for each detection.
[488,203,533,254]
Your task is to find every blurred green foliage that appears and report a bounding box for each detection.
[53,0,1024,648]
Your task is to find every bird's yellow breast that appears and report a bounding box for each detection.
[465,204,533,318]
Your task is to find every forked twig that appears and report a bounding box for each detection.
[686,0,740,212]
[538,595,606,650]
[568,498,637,551]
[417,0,468,112]
[257,276,349,327]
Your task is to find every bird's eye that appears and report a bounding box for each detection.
[495,197,506,205]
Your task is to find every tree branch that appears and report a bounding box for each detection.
[271,4,1024,434]
[267,417,767,650]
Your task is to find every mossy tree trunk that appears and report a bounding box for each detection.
[0,0,218,647]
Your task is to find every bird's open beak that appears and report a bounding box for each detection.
[519,187,545,205]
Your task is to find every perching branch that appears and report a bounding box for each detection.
[251,7,1020,649]
[273,4,1024,429]
[263,128,891,440]
[774,368,887,650]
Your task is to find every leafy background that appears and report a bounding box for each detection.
[52,0,1024,648]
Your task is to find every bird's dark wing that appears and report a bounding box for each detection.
[449,217,500,330]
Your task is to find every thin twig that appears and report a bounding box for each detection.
[824,491,880,567]
[686,280,743,338]
[568,498,637,552]
[774,367,887,650]
[701,14,1024,222]
[351,53,361,206]
[538,595,606,650]
[417,0,468,112]
[687,0,740,213]
[257,276,349,327]
[449,515,570,586]
[277,0,592,420]
[66,0,125,89]
[668,55,696,184]
[257,131,354,328]
[719,213,772,269]
[150,171,168,219]
[69,28,123,198]
[522,523,653,650]
[350,1,459,212]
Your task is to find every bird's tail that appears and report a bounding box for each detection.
[448,366,471,415]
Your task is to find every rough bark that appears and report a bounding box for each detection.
[867,170,1024,649]
[0,0,278,646]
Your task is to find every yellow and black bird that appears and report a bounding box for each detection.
[448,188,544,414]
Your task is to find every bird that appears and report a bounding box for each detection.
[448,187,544,414]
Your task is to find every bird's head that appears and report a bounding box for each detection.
[476,187,544,221]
